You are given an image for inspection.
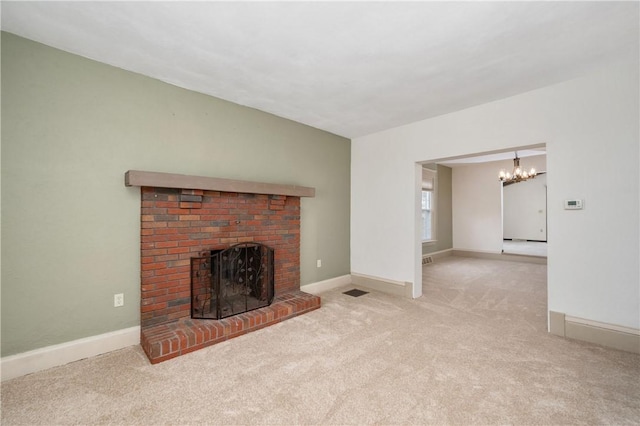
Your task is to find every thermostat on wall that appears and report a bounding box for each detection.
[564,199,583,210]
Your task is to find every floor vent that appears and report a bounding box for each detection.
[422,256,433,265]
[343,289,369,297]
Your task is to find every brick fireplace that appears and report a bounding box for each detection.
[125,171,321,363]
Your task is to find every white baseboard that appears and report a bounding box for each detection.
[1,326,140,382]
[549,311,639,354]
[350,272,413,298]
[453,249,547,264]
[301,274,351,295]
[565,315,640,336]
[423,248,453,259]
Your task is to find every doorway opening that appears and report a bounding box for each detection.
[416,143,547,295]
[500,152,547,257]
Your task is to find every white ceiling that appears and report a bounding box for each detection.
[1,1,638,139]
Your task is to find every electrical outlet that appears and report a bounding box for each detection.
[317,259,322,268]
[114,293,124,307]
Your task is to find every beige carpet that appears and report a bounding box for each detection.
[2,256,639,425]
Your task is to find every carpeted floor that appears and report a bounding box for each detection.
[2,256,639,425]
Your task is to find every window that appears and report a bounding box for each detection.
[422,167,437,242]
[422,190,433,240]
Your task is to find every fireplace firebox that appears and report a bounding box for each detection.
[191,243,275,320]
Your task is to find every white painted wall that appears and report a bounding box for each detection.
[451,161,504,254]
[452,155,547,252]
[351,63,639,329]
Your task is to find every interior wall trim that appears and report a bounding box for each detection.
[452,249,547,265]
[1,326,140,382]
[549,311,639,354]
[350,272,413,298]
[565,315,640,336]
[423,248,453,259]
[302,274,352,295]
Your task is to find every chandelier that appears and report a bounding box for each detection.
[499,152,537,184]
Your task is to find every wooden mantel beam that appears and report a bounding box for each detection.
[124,170,315,198]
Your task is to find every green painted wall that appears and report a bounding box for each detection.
[423,164,452,255]
[1,32,350,356]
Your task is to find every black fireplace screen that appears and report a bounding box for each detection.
[191,243,274,319]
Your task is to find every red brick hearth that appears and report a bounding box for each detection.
[141,292,320,363]
[126,171,320,364]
